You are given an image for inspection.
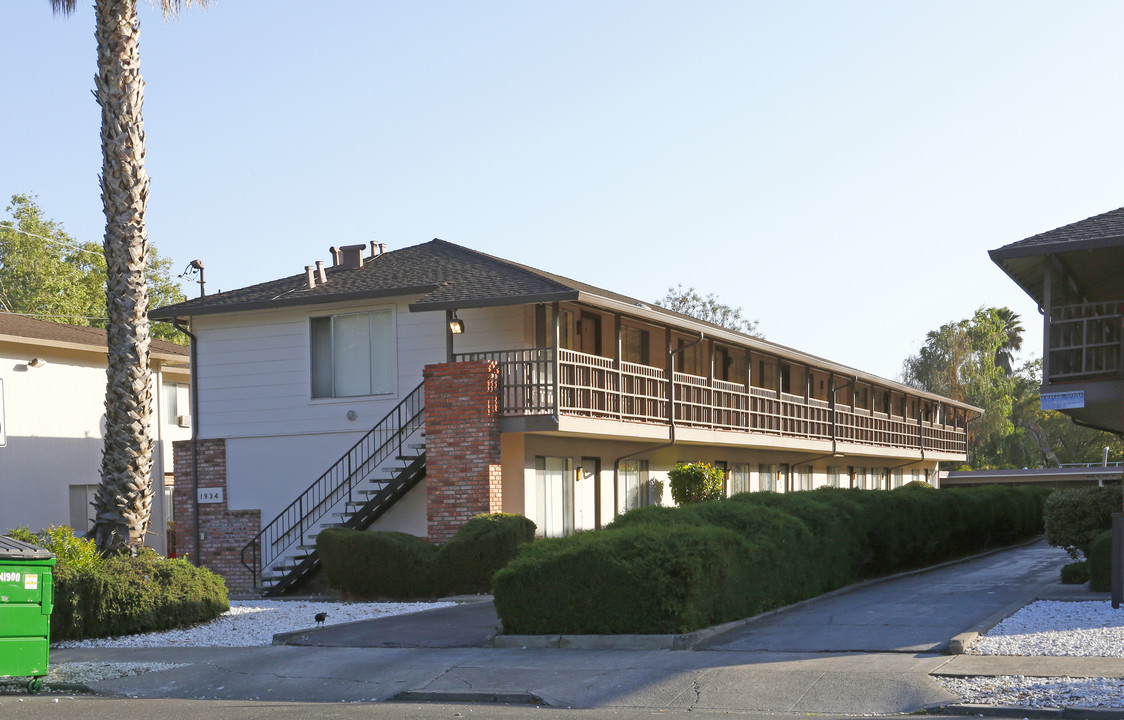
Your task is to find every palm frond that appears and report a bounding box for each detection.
[49,0,78,16]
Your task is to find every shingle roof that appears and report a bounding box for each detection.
[991,206,1124,258]
[0,313,188,358]
[150,239,632,319]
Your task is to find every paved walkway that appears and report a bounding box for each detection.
[44,539,1124,715]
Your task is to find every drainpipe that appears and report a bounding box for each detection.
[610,333,704,514]
[172,317,201,566]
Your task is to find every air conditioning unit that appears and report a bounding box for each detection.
[177,414,192,428]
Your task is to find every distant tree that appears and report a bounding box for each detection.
[657,284,763,338]
[994,307,1024,376]
[903,308,1123,469]
[0,194,186,342]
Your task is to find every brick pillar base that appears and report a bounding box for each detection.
[424,361,503,542]
[173,439,261,593]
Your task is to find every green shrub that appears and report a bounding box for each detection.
[668,462,725,505]
[1044,486,1120,559]
[494,485,1050,635]
[431,513,536,595]
[1088,529,1113,592]
[1060,561,1089,585]
[318,513,537,599]
[52,549,228,640]
[318,527,437,599]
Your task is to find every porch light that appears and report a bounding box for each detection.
[449,311,465,335]
[27,358,45,369]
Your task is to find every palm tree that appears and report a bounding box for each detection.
[50,0,208,554]
[994,307,1024,376]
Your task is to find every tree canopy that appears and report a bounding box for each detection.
[901,306,1121,469]
[657,284,763,338]
[0,194,186,342]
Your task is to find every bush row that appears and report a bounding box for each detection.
[5,526,229,641]
[317,513,536,599]
[493,485,1050,635]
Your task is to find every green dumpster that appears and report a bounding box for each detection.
[0,535,56,694]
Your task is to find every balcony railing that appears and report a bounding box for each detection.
[1048,301,1124,382]
[455,348,966,455]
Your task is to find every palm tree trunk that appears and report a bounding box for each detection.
[91,0,155,555]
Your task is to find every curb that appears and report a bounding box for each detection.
[391,690,544,704]
[933,703,1124,719]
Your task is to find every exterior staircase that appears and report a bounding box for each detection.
[241,381,426,596]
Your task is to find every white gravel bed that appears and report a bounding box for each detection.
[52,599,456,649]
[968,600,1124,657]
[937,675,1124,709]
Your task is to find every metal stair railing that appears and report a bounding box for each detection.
[241,381,425,591]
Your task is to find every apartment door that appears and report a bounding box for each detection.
[578,457,601,530]
[780,463,791,493]
[537,457,574,537]
[579,312,602,356]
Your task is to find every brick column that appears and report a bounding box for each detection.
[424,361,503,542]
[172,439,261,593]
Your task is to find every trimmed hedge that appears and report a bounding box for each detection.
[493,485,1050,635]
[318,513,536,599]
[1044,486,1121,560]
[1060,561,1089,585]
[53,549,229,640]
[1089,529,1113,592]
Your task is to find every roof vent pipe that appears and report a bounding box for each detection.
[315,260,327,285]
[305,265,316,289]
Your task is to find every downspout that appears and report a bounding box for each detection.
[172,317,201,566]
[611,333,705,513]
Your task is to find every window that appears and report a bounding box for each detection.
[855,466,867,490]
[797,465,813,491]
[162,382,190,425]
[730,463,751,495]
[827,466,842,488]
[911,468,921,483]
[536,456,573,537]
[759,463,775,492]
[618,459,651,512]
[622,325,650,366]
[311,310,394,398]
[892,468,903,488]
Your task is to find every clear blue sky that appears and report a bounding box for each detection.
[4,1,1124,381]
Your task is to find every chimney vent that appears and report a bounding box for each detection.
[332,244,366,270]
[305,265,316,290]
[315,260,327,285]
[370,242,389,258]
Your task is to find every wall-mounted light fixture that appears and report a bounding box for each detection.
[448,310,465,335]
[27,358,45,369]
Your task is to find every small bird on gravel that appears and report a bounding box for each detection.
[314,612,328,626]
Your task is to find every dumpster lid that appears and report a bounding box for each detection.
[0,536,55,560]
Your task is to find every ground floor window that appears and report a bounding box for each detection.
[892,468,903,488]
[854,466,867,490]
[797,465,813,491]
[758,463,775,492]
[730,463,751,495]
[911,468,921,483]
[827,466,842,488]
[536,456,574,538]
[618,459,651,512]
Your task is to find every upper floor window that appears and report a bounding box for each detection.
[622,324,650,366]
[310,309,395,398]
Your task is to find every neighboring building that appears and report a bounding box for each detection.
[942,466,1123,490]
[0,314,191,554]
[152,240,979,594]
[991,207,1124,434]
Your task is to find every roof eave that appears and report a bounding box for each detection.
[151,284,445,320]
[408,290,580,312]
[989,234,1124,262]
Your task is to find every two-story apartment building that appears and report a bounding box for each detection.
[152,240,978,594]
[0,314,191,554]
